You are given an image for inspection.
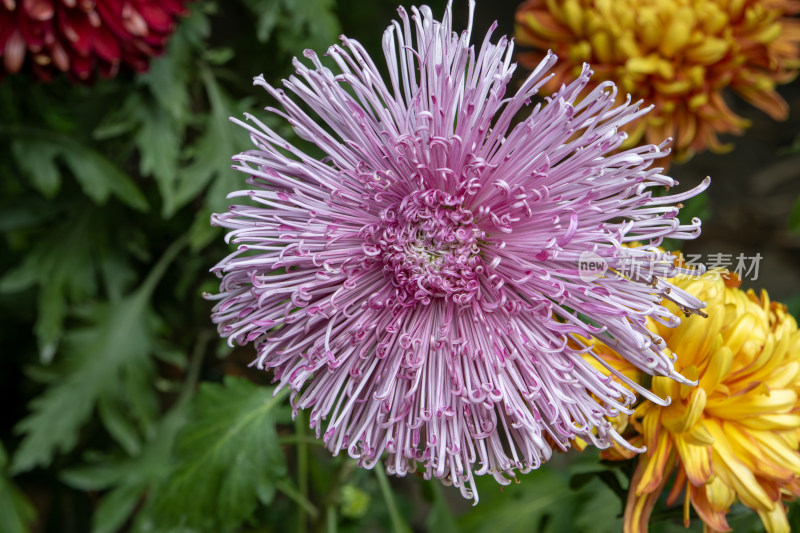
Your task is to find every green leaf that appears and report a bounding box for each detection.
[457,451,622,533]
[92,484,142,533]
[180,65,253,250]
[789,195,800,234]
[135,100,181,217]
[278,0,340,53]
[241,0,340,53]
[785,294,800,321]
[5,128,148,211]
[141,7,210,124]
[60,408,188,533]
[0,208,100,360]
[0,205,140,361]
[0,197,61,232]
[0,443,36,533]
[423,483,458,533]
[240,0,281,42]
[11,293,159,473]
[152,376,292,531]
[11,236,187,473]
[60,146,148,211]
[10,139,62,198]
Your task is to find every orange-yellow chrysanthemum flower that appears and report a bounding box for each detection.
[515,0,800,160]
[595,272,800,532]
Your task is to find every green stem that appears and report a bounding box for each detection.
[375,467,408,533]
[326,505,337,533]
[311,459,356,532]
[140,233,190,299]
[295,412,309,533]
[277,435,324,447]
[176,328,212,408]
[276,479,319,519]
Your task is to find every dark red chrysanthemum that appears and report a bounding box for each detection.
[0,0,189,81]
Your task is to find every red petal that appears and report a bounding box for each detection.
[51,39,68,70]
[95,0,129,38]
[159,0,188,17]
[135,2,171,33]
[121,3,147,36]
[23,0,54,21]
[18,7,47,49]
[69,50,92,78]
[0,11,14,48]
[59,9,92,55]
[91,24,120,61]
[4,29,25,72]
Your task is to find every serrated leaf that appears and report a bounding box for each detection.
[135,100,181,217]
[179,66,254,250]
[11,293,160,473]
[152,376,291,531]
[0,197,61,232]
[11,237,186,473]
[6,128,148,211]
[279,0,340,53]
[0,206,138,360]
[93,93,144,140]
[0,443,35,533]
[60,407,188,533]
[98,395,143,457]
[241,0,340,53]
[61,146,148,212]
[10,139,62,198]
[92,484,142,533]
[141,8,210,124]
[240,0,281,42]
[0,208,99,358]
[175,65,243,210]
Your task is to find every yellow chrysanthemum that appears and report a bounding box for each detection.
[596,272,800,532]
[515,0,800,161]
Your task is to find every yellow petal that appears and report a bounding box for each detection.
[662,387,706,434]
[757,432,800,476]
[722,312,759,358]
[725,425,794,480]
[668,309,722,369]
[624,453,674,533]
[706,389,797,419]
[739,413,800,431]
[683,420,715,446]
[674,435,711,486]
[689,482,732,532]
[707,422,774,510]
[756,500,790,533]
[705,475,736,511]
[699,346,733,393]
[685,37,729,64]
[638,431,673,494]
[560,0,584,36]
[659,8,694,57]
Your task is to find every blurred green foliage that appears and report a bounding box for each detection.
[0,1,792,532]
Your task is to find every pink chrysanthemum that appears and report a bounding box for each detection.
[209,1,710,501]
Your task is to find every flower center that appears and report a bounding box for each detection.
[365,189,484,305]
